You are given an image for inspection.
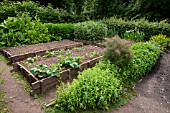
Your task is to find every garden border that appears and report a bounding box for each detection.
[12,56,102,95]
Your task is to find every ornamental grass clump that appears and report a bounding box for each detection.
[103,36,133,67]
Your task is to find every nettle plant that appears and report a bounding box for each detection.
[55,67,123,111]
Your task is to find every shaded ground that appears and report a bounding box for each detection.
[0,47,170,113]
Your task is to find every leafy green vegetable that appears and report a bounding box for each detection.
[30,64,60,78]
[58,55,82,69]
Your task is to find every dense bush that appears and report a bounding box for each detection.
[74,21,108,41]
[103,36,133,67]
[45,21,108,41]
[98,42,161,86]
[150,34,169,48]
[0,13,54,48]
[0,1,90,23]
[132,0,170,21]
[101,17,170,39]
[121,42,161,84]
[0,1,62,23]
[55,67,123,111]
[45,23,74,40]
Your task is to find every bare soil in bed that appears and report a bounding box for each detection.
[3,40,81,56]
[21,45,105,70]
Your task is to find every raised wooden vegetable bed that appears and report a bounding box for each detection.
[13,56,102,95]
[11,44,105,95]
[0,40,83,64]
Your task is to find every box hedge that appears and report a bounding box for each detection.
[45,23,75,40]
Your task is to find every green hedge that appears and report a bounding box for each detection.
[96,42,161,87]
[121,42,161,84]
[45,23,75,40]
[46,21,108,41]
[150,34,169,48]
[101,17,170,39]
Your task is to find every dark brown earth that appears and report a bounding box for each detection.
[3,40,81,56]
[21,45,105,70]
[0,47,169,113]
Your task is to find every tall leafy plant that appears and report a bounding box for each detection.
[0,13,52,48]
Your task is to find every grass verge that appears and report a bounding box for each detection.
[0,54,8,63]
[12,72,32,93]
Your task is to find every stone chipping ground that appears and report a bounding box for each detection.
[0,47,170,113]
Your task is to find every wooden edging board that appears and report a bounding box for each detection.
[13,56,102,95]
[1,42,83,64]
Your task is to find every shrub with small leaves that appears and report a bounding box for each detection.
[55,67,123,111]
[150,34,169,48]
[74,21,108,41]
[120,42,161,85]
[102,36,133,67]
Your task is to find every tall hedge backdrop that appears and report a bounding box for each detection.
[0,0,170,22]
